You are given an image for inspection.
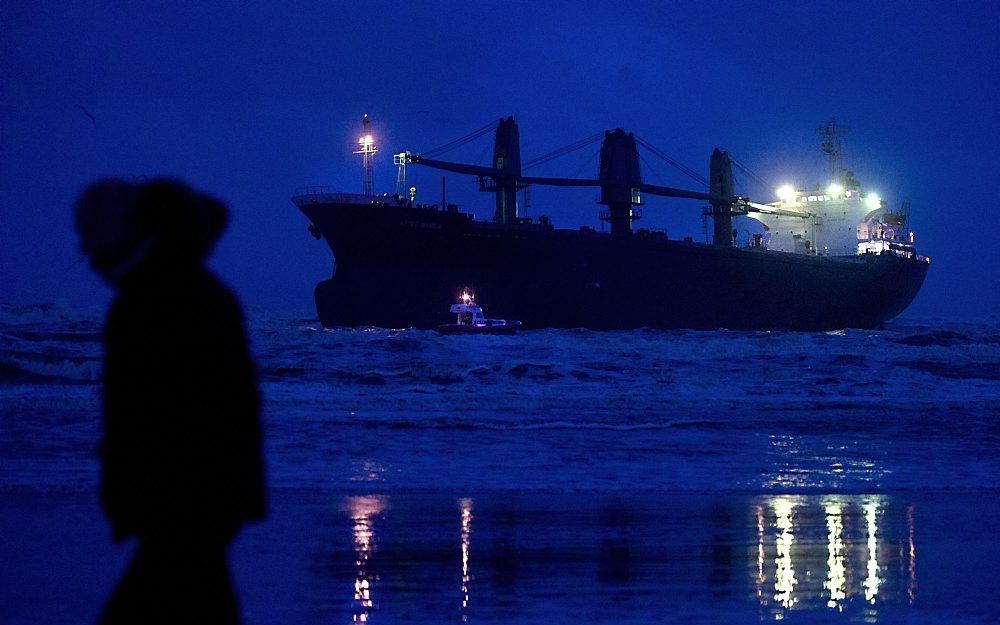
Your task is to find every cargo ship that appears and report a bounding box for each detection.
[293,116,928,330]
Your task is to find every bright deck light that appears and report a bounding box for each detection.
[776,185,796,202]
[827,183,845,197]
[865,193,881,209]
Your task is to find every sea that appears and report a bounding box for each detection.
[1,303,999,624]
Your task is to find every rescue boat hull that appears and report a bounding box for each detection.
[436,323,521,335]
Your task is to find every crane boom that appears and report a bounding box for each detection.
[411,157,731,201]
[410,155,804,216]
[742,200,812,218]
[409,155,501,178]
[516,175,599,187]
[640,183,717,202]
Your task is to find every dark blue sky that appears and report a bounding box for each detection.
[2,1,998,318]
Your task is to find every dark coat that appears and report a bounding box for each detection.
[99,185,264,541]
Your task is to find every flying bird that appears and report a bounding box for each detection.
[76,104,97,128]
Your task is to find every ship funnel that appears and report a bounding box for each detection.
[709,148,735,246]
[491,116,522,224]
[598,129,642,236]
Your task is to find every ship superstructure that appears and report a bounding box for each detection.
[744,122,920,260]
[292,116,928,330]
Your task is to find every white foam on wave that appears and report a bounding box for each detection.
[3,307,999,494]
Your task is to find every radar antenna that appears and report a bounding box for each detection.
[355,114,378,195]
[815,120,849,184]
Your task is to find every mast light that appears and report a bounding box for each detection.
[827,183,845,197]
[355,114,377,196]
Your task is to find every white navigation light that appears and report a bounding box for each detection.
[865,193,881,209]
[827,183,845,198]
[777,185,796,202]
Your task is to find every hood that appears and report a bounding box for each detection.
[76,178,229,284]
[133,179,228,263]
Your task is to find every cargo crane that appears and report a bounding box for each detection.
[410,116,810,244]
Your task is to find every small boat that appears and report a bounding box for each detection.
[437,289,522,335]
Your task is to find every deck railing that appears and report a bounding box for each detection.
[294,185,339,196]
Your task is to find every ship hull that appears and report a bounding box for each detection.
[297,199,928,331]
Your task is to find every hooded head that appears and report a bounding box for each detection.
[75,179,227,284]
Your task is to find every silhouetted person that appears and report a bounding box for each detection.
[75,179,265,625]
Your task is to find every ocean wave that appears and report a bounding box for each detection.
[899,360,1000,381]
[829,353,867,365]
[0,349,101,384]
[507,363,562,380]
[372,417,731,431]
[4,308,1000,497]
[0,302,103,327]
[3,330,103,344]
[895,330,974,347]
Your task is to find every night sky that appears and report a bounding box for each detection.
[2,1,998,319]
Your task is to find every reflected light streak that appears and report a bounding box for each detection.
[773,498,797,609]
[345,496,388,624]
[907,506,916,605]
[824,504,846,610]
[756,506,766,603]
[864,502,881,604]
[460,498,473,621]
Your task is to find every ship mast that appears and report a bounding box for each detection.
[355,114,378,196]
[815,120,849,185]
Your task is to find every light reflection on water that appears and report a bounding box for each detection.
[772,497,797,609]
[907,505,916,605]
[864,501,880,605]
[755,505,766,602]
[335,493,922,623]
[824,502,846,609]
[460,498,473,622]
[343,495,388,624]
[754,495,914,622]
